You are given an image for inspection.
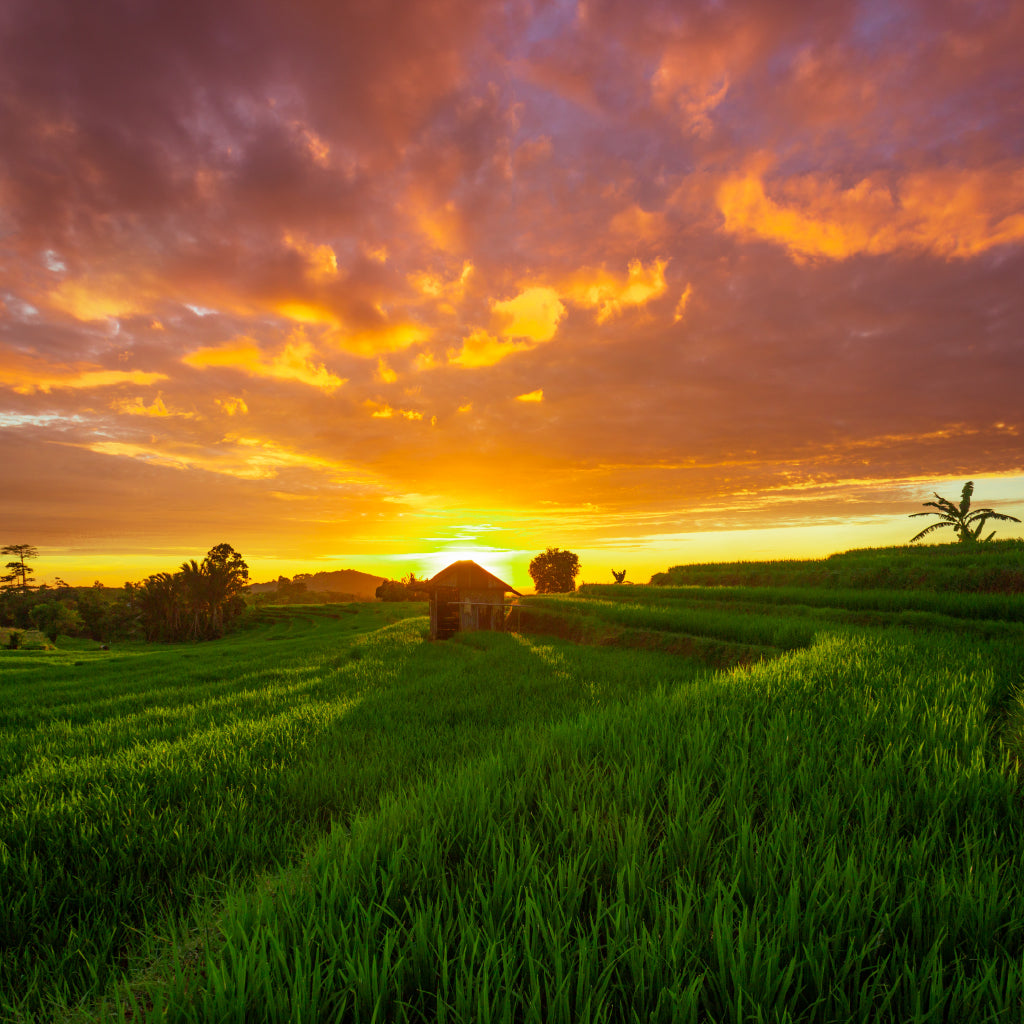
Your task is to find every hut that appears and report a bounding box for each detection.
[410,560,521,640]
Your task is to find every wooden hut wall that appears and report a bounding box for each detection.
[428,587,460,640]
[458,589,506,631]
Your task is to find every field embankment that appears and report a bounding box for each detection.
[650,538,1024,592]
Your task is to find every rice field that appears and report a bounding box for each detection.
[0,602,711,1021]
[649,538,1024,593]
[3,563,1024,1022]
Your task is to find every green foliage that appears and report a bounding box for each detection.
[27,601,83,643]
[274,574,307,599]
[909,480,1021,544]
[529,547,581,593]
[136,543,250,641]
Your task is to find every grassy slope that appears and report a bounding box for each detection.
[649,538,1024,592]
[137,629,1024,1024]
[0,604,711,1022]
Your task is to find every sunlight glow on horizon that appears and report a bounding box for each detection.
[31,472,1024,590]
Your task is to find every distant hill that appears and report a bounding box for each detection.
[248,569,387,599]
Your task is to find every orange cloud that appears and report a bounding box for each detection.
[673,283,693,323]
[1,347,167,394]
[283,234,339,282]
[334,322,431,356]
[215,396,249,416]
[365,401,424,420]
[717,165,1024,261]
[405,188,463,252]
[491,286,565,342]
[376,358,398,383]
[448,329,535,368]
[272,300,341,327]
[516,388,544,402]
[291,122,331,168]
[654,69,730,138]
[111,394,193,418]
[650,17,763,137]
[48,278,146,321]
[609,204,666,241]
[565,258,668,323]
[409,260,474,308]
[83,435,374,484]
[182,332,345,392]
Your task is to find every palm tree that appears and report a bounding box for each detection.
[139,572,182,641]
[909,480,1021,544]
[178,560,212,640]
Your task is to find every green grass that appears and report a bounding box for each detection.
[129,630,1024,1023]
[650,539,1024,592]
[4,568,1024,1022]
[0,604,711,1022]
[526,594,820,650]
[577,584,1024,640]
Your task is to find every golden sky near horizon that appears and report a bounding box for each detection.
[2,0,1023,589]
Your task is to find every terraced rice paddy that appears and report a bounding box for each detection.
[2,567,1024,1022]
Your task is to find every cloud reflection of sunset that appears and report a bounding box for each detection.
[1,0,1022,588]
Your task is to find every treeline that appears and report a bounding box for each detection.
[131,544,250,641]
[0,543,251,645]
[375,573,424,601]
[251,577,368,606]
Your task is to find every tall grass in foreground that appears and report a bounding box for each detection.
[0,610,710,1021]
[141,631,1024,1023]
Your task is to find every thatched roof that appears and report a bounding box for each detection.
[410,559,521,596]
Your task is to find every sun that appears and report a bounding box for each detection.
[422,546,520,584]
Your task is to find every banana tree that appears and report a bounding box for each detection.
[909,480,1021,543]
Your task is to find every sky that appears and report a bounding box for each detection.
[2,0,1023,590]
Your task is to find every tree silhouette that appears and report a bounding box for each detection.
[200,543,250,633]
[175,545,250,639]
[138,572,182,641]
[909,480,1021,544]
[178,559,209,640]
[612,569,627,583]
[529,548,581,593]
[2,544,38,593]
[376,572,421,601]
